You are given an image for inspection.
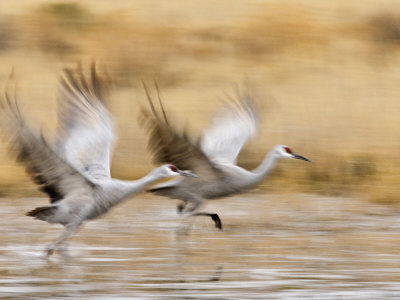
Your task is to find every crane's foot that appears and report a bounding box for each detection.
[45,244,66,257]
[191,212,223,230]
[46,248,54,256]
[45,245,56,257]
[177,201,187,214]
[210,213,223,230]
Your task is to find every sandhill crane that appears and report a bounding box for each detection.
[0,65,195,255]
[141,86,311,229]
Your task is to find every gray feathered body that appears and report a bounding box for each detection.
[150,164,258,201]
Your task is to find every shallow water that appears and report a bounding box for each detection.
[1,193,400,299]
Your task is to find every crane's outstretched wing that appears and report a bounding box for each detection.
[141,89,223,182]
[0,96,95,203]
[200,88,258,165]
[57,64,115,180]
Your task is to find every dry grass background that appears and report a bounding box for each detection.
[0,0,400,202]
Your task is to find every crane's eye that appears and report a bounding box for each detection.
[283,147,292,154]
[169,165,178,172]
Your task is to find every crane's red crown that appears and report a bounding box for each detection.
[169,165,178,172]
[283,147,293,154]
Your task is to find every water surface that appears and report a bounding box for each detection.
[1,193,400,299]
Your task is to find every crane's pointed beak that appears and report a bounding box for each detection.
[293,153,312,162]
[177,169,198,177]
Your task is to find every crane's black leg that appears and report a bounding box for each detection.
[192,212,223,230]
[180,198,222,230]
[211,214,222,230]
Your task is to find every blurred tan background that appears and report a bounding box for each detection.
[1,0,400,202]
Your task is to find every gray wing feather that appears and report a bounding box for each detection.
[57,64,115,179]
[1,96,94,203]
[201,88,258,165]
[141,98,224,187]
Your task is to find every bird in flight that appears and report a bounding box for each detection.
[141,85,311,230]
[0,64,195,256]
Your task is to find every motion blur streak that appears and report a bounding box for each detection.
[0,0,400,299]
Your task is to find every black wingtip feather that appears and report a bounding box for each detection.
[26,206,57,220]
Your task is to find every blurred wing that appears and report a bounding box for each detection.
[1,97,95,203]
[201,89,258,165]
[141,102,223,181]
[57,64,115,180]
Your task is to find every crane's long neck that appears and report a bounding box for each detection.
[249,149,280,186]
[107,171,163,207]
[123,172,161,198]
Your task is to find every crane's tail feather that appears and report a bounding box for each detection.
[26,206,57,221]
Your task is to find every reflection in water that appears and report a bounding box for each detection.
[1,194,400,299]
